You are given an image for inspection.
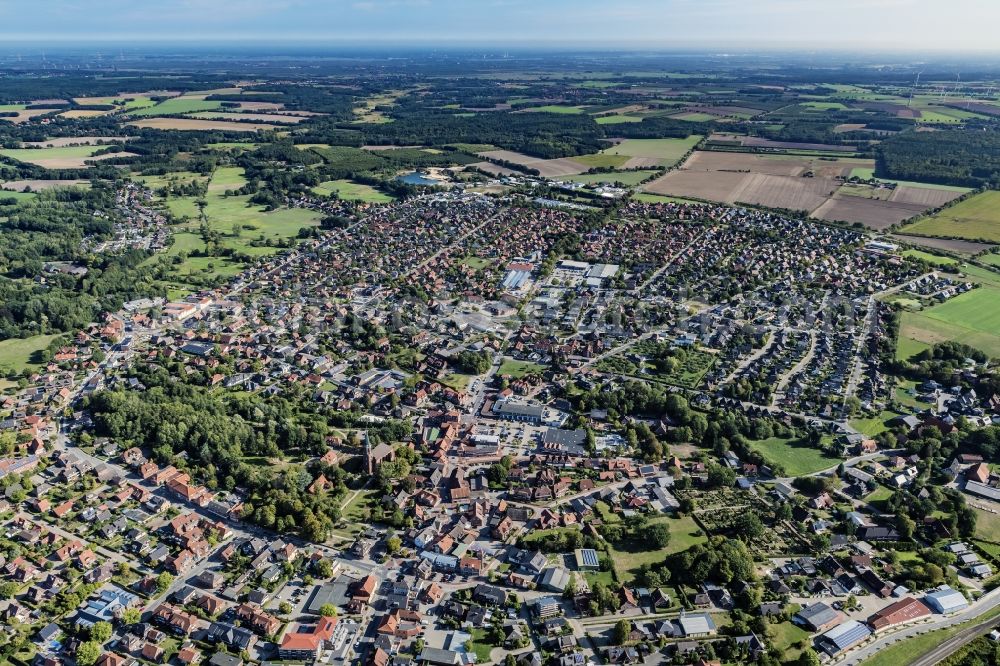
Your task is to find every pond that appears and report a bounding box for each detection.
[397,171,442,186]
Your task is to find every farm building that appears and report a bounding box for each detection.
[924,586,968,614]
[794,602,843,632]
[818,620,872,655]
[867,597,931,630]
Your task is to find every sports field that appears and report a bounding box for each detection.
[900,191,1000,242]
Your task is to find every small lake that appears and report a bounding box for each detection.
[397,171,442,186]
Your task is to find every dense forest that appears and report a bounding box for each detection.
[85,359,355,540]
[0,187,162,341]
[358,111,607,158]
[877,130,1000,187]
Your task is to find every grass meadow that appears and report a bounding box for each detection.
[901,191,1000,242]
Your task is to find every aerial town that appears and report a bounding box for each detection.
[1,18,1000,666]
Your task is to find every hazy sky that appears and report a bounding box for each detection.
[1,0,998,52]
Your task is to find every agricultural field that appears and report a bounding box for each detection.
[571,153,630,169]
[312,179,396,203]
[523,105,586,114]
[0,145,136,169]
[564,170,659,186]
[643,149,963,227]
[187,111,307,124]
[22,136,129,148]
[897,284,1000,358]
[477,149,589,177]
[900,190,1000,242]
[670,112,717,122]
[594,115,644,124]
[600,136,702,167]
[0,179,90,191]
[901,249,959,266]
[128,97,222,117]
[127,118,280,132]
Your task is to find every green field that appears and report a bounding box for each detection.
[565,170,658,186]
[136,171,210,191]
[129,97,223,117]
[865,486,895,512]
[850,410,904,437]
[150,167,321,285]
[602,136,702,165]
[0,334,64,374]
[0,190,38,202]
[459,256,491,271]
[802,101,849,110]
[898,286,1000,358]
[980,254,1000,268]
[595,115,644,124]
[748,437,841,476]
[901,191,1000,242]
[571,153,630,169]
[902,249,959,266]
[672,112,718,122]
[973,507,1000,543]
[525,105,586,114]
[613,515,707,582]
[312,179,395,203]
[497,359,546,378]
[895,334,932,361]
[769,621,810,661]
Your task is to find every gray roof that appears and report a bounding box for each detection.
[494,401,544,418]
[796,602,840,628]
[820,620,871,653]
[965,480,1000,501]
[419,648,462,665]
[678,612,716,636]
[539,566,570,592]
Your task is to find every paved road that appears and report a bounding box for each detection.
[909,611,1000,666]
